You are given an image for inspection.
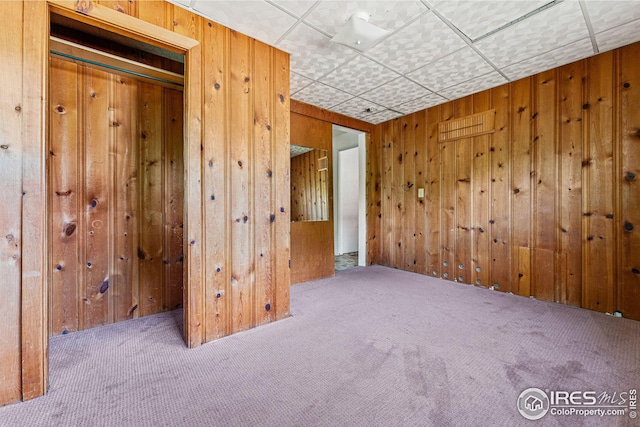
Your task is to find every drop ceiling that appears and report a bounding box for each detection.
[169,0,640,124]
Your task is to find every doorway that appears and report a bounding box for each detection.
[47,14,185,336]
[332,125,366,271]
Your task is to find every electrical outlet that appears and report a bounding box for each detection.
[417,188,424,198]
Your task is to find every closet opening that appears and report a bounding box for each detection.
[47,11,186,337]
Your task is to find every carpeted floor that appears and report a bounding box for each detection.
[0,266,638,427]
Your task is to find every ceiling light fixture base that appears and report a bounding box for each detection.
[330,11,389,52]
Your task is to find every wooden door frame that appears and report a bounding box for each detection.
[22,0,203,401]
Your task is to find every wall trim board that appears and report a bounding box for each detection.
[291,99,374,133]
[48,0,198,52]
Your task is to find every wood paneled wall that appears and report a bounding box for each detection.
[48,58,184,335]
[368,41,640,321]
[291,149,329,222]
[0,0,289,407]
[290,113,334,284]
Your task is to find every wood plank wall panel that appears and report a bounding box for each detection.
[366,127,381,266]
[253,41,274,326]
[558,61,584,306]
[510,78,532,296]
[471,91,491,286]
[583,52,616,314]
[138,81,164,317]
[82,66,111,329]
[403,114,416,272]
[532,70,557,302]
[113,75,138,322]
[440,102,456,282]
[163,87,185,312]
[619,43,640,320]
[273,48,290,319]
[414,112,427,275]
[49,58,80,335]
[370,41,640,321]
[97,0,137,16]
[5,0,290,406]
[490,84,512,292]
[380,121,393,267]
[0,0,24,406]
[229,30,253,333]
[201,16,229,341]
[392,118,404,269]
[426,108,440,277]
[454,96,473,284]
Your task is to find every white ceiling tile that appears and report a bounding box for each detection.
[438,71,507,100]
[393,93,447,115]
[502,38,594,81]
[434,0,548,41]
[319,56,399,95]
[474,1,589,68]
[364,109,404,124]
[269,0,317,18]
[192,1,297,45]
[182,0,640,122]
[277,23,358,80]
[291,82,353,110]
[595,18,640,53]
[329,97,385,120]
[290,72,314,95]
[407,47,493,92]
[359,77,432,108]
[304,1,428,36]
[584,1,640,34]
[366,12,467,74]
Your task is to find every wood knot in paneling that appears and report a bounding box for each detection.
[62,222,76,236]
[75,0,93,14]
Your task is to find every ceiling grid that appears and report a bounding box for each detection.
[170,0,640,124]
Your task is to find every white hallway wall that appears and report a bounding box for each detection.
[333,127,366,264]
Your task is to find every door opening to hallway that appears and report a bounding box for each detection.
[332,125,366,271]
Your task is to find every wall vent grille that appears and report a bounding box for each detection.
[438,109,495,142]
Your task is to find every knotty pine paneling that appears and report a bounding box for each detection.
[370,41,640,321]
[48,59,184,335]
[156,1,290,336]
[1,0,290,406]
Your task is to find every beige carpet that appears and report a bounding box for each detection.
[0,266,638,427]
